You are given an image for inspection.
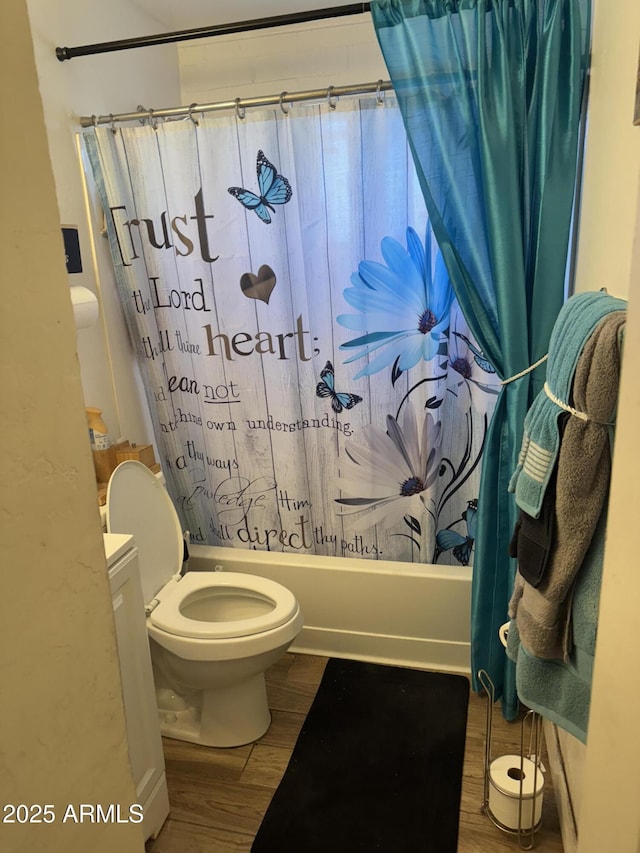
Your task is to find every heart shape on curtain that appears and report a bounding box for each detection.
[240,265,277,303]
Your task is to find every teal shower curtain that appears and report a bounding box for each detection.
[371,0,591,716]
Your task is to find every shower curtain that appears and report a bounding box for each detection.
[371,0,591,711]
[84,95,498,563]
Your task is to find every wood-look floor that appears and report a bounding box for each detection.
[145,653,564,852]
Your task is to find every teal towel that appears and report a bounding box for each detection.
[509,310,625,659]
[509,291,626,518]
[506,622,592,742]
[506,506,606,743]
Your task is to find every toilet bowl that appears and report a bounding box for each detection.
[106,460,303,747]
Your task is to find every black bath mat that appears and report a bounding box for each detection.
[252,658,470,853]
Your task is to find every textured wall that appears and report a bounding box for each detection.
[0,4,143,852]
[573,0,640,299]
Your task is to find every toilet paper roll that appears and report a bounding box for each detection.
[488,754,544,831]
[70,285,99,329]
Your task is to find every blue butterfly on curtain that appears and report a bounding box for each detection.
[434,499,478,566]
[228,150,292,224]
[316,362,362,414]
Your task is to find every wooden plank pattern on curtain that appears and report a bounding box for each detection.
[84,96,497,564]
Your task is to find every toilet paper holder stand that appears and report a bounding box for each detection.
[477,669,544,850]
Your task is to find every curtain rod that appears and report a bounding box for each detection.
[79,79,393,128]
[57,3,371,62]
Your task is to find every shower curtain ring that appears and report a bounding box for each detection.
[326,85,337,111]
[279,92,290,116]
[109,114,117,134]
[234,98,246,121]
[91,114,99,127]
[187,103,200,126]
[376,79,385,106]
[148,108,158,130]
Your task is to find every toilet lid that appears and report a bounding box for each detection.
[106,461,183,604]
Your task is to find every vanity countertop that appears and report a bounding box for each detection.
[103,532,133,565]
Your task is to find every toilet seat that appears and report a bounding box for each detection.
[106,461,300,642]
[149,572,299,640]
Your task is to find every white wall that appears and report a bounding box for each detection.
[578,173,640,853]
[573,0,640,299]
[26,0,181,450]
[574,8,640,851]
[560,1,640,849]
[178,13,386,104]
[0,4,143,852]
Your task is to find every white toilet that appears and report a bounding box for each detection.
[106,460,303,748]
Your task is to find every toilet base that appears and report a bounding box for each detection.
[157,672,272,748]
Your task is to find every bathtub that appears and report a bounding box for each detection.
[188,545,471,673]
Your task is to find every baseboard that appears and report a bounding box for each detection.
[291,626,471,674]
[142,772,170,842]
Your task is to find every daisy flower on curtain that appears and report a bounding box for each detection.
[337,225,454,378]
[335,400,442,529]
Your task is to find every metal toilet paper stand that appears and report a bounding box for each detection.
[477,669,544,850]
